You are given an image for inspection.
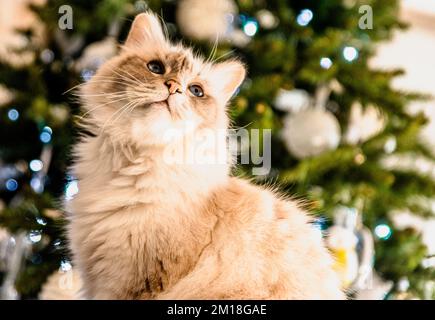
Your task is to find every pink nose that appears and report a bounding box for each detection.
[165,79,182,94]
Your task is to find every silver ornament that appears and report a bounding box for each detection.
[176,0,237,41]
[282,108,341,159]
[274,88,311,113]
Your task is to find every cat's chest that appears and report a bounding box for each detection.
[73,204,212,299]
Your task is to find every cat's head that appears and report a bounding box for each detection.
[80,12,245,148]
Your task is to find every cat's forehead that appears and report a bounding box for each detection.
[162,45,209,76]
[165,51,194,73]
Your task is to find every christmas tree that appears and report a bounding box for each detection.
[0,0,434,299]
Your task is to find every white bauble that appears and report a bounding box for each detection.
[283,108,341,159]
[176,0,236,41]
[274,88,311,112]
[326,225,359,287]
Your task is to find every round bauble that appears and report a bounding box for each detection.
[176,0,236,41]
[274,88,310,113]
[282,108,341,159]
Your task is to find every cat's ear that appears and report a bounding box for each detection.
[212,60,246,102]
[124,12,167,49]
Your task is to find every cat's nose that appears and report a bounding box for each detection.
[165,79,182,95]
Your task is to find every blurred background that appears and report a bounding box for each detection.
[0,0,434,300]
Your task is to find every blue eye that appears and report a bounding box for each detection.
[147,60,165,74]
[188,84,204,97]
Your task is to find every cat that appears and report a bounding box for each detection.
[67,12,344,300]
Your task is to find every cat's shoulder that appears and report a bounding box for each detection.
[211,176,312,226]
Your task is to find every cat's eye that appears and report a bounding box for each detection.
[188,84,204,97]
[147,60,165,74]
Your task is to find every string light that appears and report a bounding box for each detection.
[43,126,52,134]
[81,69,95,81]
[397,277,410,292]
[384,136,397,154]
[243,19,258,37]
[29,159,44,172]
[374,223,392,240]
[296,9,313,26]
[53,239,62,247]
[40,127,53,144]
[60,260,72,272]
[28,230,42,243]
[30,176,44,193]
[40,49,54,64]
[65,180,79,200]
[320,57,333,69]
[36,217,47,226]
[7,109,19,121]
[343,46,359,62]
[5,179,18,191]
[40,132,51,143]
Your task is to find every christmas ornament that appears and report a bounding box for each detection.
[282,108,340,159]
[326,206,376,295]
[274,89,310,113]
[281,84,341,159]
[326,208,360,288]
[176,0,236,41]
[344,102,385,145]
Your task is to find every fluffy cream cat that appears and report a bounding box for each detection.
[67,12,344,300]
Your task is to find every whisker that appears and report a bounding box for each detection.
[72,91,128,98]
[63,78,132,96]
[207,35,219,64]
[110,100,139,127]
[99,100,137,134]
[114,68,143,86]
[214,49,236,63]
[109,69,143,86]
[77,96,130,122]
[157,11,170,40]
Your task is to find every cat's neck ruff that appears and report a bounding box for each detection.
[70,132,229,215]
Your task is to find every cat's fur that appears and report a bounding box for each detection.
[67,12,344,300]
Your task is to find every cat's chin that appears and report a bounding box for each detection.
[150,100,170,111]
[140,100,171,115]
